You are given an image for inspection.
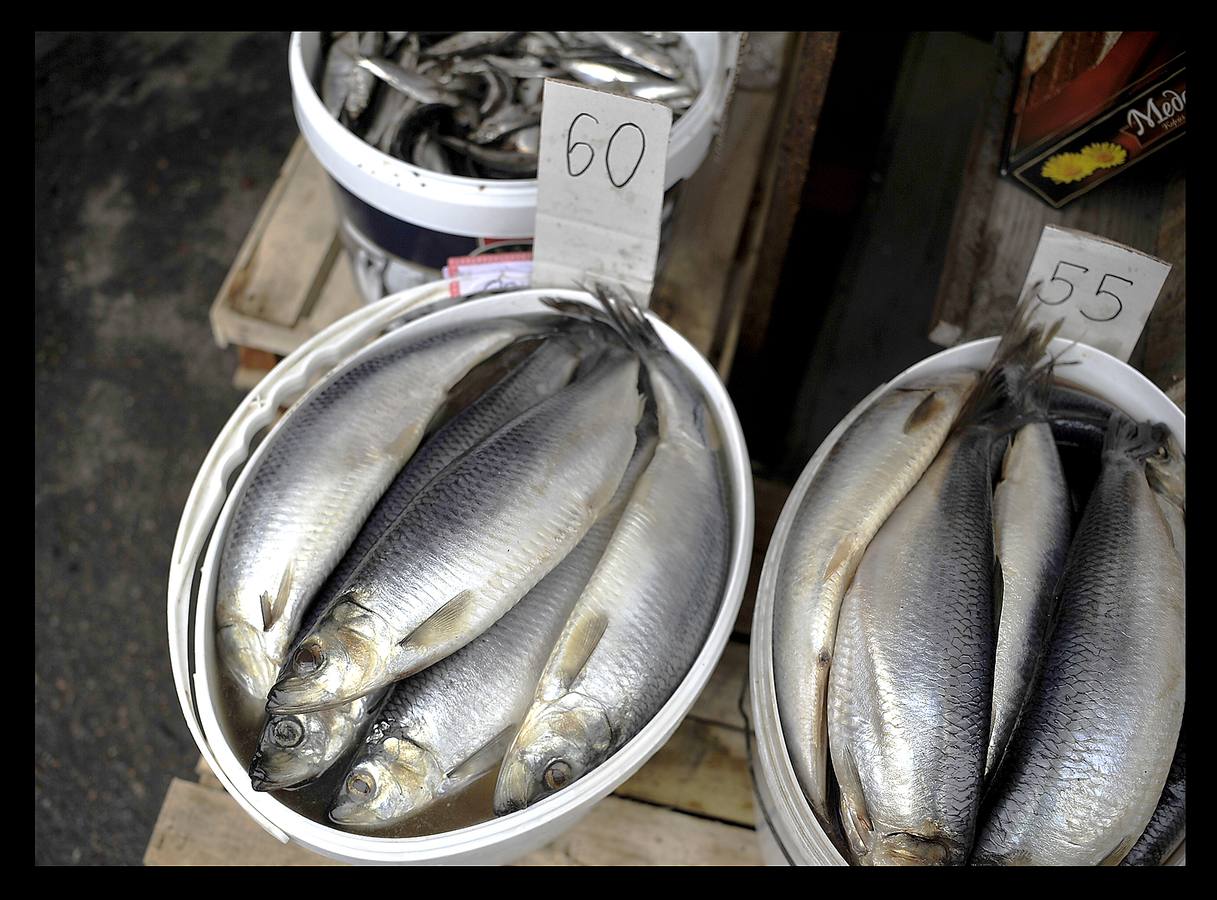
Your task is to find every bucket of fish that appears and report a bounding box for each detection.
[168,281,754,864]
[288,31,739,284]
[748,313,1185,866]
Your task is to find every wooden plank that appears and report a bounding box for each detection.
[689,640,748,730]
[226,138,341,326]
[929,32,1024,347]
[146,779,760,866]
[1142,169,1186,398]
[616,719,753,826]
[734,476,792,636]
[731,32,838,367]
[516,797,762,866]
[145,779,345,866]
[213,238,365,357]
[194,756,224,791]
[652,87,782,364]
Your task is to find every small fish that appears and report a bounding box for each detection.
[591,32,682,80]
[265,351,644,715]
[972,414,1186,866]
[494,296,731,814]
[355,56,462,107]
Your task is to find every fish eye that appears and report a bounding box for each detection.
[269,716,304,748]
[293,642,324,674]
[348,772,375,797]
[544,759,572,790]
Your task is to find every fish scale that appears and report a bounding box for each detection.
[216,323,527,716]
[972,419,1185,866]
[265,352,643,714]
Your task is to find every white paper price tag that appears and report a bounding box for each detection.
[1021,225,1172,362]
[531,80,672,304]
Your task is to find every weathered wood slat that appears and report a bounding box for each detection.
[224,139,342,326]
[734,477,792,636]
[651,87,781,366]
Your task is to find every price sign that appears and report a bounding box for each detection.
[531,80,673,304]
[1021,225,1172,361]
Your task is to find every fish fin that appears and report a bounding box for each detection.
[548,610,608,695]
[1099,835,1137,866]
[835,746,874,860]
[399,589,480,652]
[445,726,517,784]
[954,286,1060,436]
[903,391,945,433]
[1102,413,1167,462]
[260,562,294,632]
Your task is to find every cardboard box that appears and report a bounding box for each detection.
[1003,32,1185,208]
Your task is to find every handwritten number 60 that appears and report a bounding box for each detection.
[565,115,646,188]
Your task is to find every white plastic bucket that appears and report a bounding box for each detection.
[288,31,739,243]
[168,283,754,864]
[747,337,1186,866]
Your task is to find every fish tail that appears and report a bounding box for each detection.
[1103,412,1168,462]
[955,286,1062,435]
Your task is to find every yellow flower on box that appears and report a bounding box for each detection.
[1080,141,1128,169]
[1041,152,1098,184]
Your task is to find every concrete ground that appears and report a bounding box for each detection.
[35,32,299,865]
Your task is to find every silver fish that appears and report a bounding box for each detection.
[985,422,1070,779]
[355,56,462,108]
[423,31,515,58]
[972,415,1186,866]
[265,351,644,715]
[591,32,682,80]
[1121,728,1186,866]
[246,339,584,790]
[330,425,658,828]
[321,32,360,118]
[494,301,731,814]
[771,372,977,832]
[827,313,1058,865]
[344,32,384,121]
[215,322,529,717]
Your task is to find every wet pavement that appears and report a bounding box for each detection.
[35,32,300,865]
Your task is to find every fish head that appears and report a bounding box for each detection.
[328,735,444,829]
[493,693,612,815]
[217,621,277,705]
[265,597,390,714]
[867,829,961,866]
[248,708,344,792]
[1146,431,1186,510]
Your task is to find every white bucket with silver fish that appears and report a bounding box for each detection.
[747,336,1185,866]
[288,32,740,300]
[168,282,754,864]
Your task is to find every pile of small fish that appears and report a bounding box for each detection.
[214,294,731,831]
[317,31,702,178]
[772,301,1186,866]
